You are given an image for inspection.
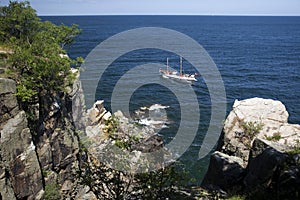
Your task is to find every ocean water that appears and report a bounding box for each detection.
[43,16,300,183]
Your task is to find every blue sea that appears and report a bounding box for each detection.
[43,16,300,183]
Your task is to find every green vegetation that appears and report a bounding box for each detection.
[42,169,51,178]
[265,132,281,142]
[227,195,246,200]
[0,1,82,132]
[44,181,61,200]
[102,116,119,138]
[288,139,300,155]
[242,121,264,140]
[135,165,191,200]
[102,116,144,150]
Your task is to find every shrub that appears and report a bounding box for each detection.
[242,121,264,140]
[44,181,61,200]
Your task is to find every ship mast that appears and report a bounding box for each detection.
[180,57,183,76]
[167,57,169,74]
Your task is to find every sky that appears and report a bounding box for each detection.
[1,0,300,16]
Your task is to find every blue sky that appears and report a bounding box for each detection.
[1,0,300,16]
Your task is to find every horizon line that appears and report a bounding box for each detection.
[38,13,300,17]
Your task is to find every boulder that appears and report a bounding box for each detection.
[132,134,163,153]
[243,138,300,199]
[102,111,111,121]
[201,151,245,192]
[244,138,287,188]
[218,97,299,163]
[86,100,108,126]
[202,98,300,198]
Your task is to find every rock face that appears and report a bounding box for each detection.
[0,77,96,199]
[0,74,169,199]
[70,69,87,131]
[0,78,43,199]
[202,98,300,199]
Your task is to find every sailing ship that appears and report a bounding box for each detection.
[159,57,197,82]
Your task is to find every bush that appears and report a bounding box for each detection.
[44,181,61,200]
[242,121,264,140]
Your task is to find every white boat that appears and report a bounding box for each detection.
[159,57,197,82]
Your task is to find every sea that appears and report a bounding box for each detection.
[42,16,300,184]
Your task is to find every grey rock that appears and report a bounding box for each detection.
[0,111,43,199]
[243,138,299,198]
[0,78,16,95]
[218,98,299,163]
[0,170,17,200]
[132,134,163,153]
[75,185,97,200]
[70,74,87,131]
[0,78,18,124]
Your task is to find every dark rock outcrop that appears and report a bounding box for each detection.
[201,151,245,193]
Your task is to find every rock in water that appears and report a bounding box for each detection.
[218,97,299,163]
[202,98,300,198]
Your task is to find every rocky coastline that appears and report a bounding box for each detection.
[0,74,171,199]
[1,73,299,199]
[201,98,300,199]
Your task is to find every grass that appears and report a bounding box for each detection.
[288,139,300,155]
[265,132,281,142]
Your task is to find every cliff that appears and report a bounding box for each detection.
[0,77,96,199]
[201,98,300,199]
[0,74,170,199]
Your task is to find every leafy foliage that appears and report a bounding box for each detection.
[135,163,190,199]
[0,1,82,100]
[0,1,82,134]
[0,1,39,43]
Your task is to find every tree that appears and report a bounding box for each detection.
[0,1,39,43]
[0,1,82,133]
